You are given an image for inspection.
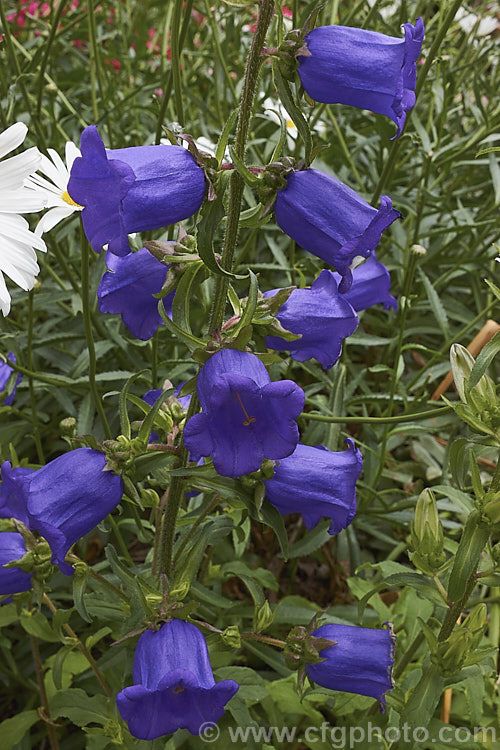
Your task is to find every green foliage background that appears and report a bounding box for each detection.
[0,0,499,748]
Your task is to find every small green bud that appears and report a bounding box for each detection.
[139,488,160,509]
[462,603,487,633]
[492,542,500,565]
[254,601,274,633]
[482,492,500,526]
[410,489,446,573]
[221,625,241,649]
[60,417,77,437]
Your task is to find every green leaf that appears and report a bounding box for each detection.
[231,270,259,337]
[0,710,39,750]
[216,107,239,165]
[287,520,331,558]
[49,688,109,727]
[401,663,444,729]
[137,386,173,446]
[272,64,313,164]
[196,175,246,279]
[260,500,289,560]
[158,300,206,351]
[420,269,449,338]
[118,370,149,439]
[447,511,490,602]
[467,330,500,389]
[228,145,261,186]
[171,261,205,335]
[20,611,61,642]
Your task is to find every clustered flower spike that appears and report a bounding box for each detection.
[116,619,239,740]
[183,349,305,478]
[274,169,400,292]
[0,448,123,575]
[97,247,174,340]
[264,440,362,534]
[67,126,206,255]
[306,623,395,707]
[265,270,359,369]
[298,19,425,139]
[0,122,47,316]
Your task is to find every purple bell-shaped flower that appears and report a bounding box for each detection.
[183,349,304,478]
[67,126,206,255]
[265,270,358,369]
[274,169,400,292]
[334,253,397,312]
[264,440,362,534]
[0,448,123,574]
[306,623,395,707]
[0,351,22,406]
[116,619,238,739]
[97,247,174,340]
[298,19,425,138]
[0,532,32,600]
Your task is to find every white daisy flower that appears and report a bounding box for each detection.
[24,141,83,236]
[263,97,298,149]
[0,122,47,316]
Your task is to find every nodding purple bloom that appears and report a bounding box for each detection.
[97,248,174,340]
[0,448,123,575]
[67,126,206,255]
[0,352,22,406]
[298,19,425,138]
[306,623,395,707]
[116,619,239,739]
[0,532,32,600]
[264,440,362,534]
[274,169,400,292]
[183,349,305,478]
[265,270,358,369]
[333,253,397,312]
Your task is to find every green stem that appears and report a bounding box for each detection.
[43,594,112,697]
[157,394,200,576]
[157,0,275,578]
[174,494,221,563]
[208,0,275,334]
[170,0,185,127]
[154,0,194,143]
[29,634,60,750]
[80,229,111,439]
[35,0,68,118]
[302,405,453,425]
[438,572,477,642]
[27,292,45,463]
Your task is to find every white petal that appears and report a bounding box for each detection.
[35,205,75,235]
[0,272,11,316]
[0,235,39,290]
[0,190,47,213]
[0,122,28,160]
[0,213,47,252]
[0,148,41,189]
[65,142,81,170]
[39,150,68,190]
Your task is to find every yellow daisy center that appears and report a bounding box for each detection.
[62,190,83,208]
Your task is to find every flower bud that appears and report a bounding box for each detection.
[221,625,241,649]
[410,489,446,573]
[254,601,274,633]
